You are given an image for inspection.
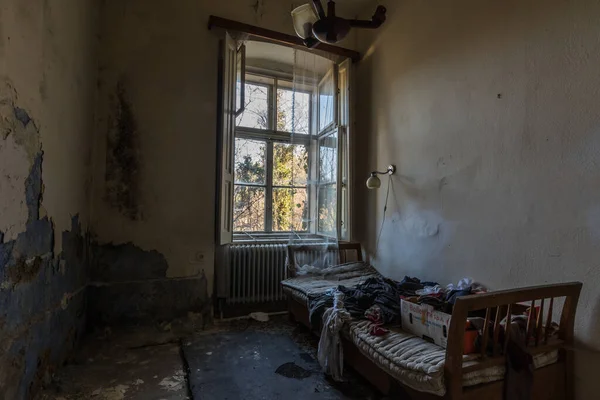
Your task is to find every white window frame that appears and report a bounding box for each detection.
[231,62,352,243]
[234,73,314,236]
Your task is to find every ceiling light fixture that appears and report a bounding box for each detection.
[291,1,387,46]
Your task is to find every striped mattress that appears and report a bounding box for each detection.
[346,320,559,396]
[280,261,380,305]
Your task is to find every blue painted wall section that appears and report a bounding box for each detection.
[0,150,89,398]
[88,242,210,326]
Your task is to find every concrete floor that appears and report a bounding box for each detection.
[38,326,190,400]
[39,316,382,400]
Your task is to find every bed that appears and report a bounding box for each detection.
[282,243,582,400]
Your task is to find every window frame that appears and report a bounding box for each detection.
[231,63,351,242]
[316,127,339,238]
[234,73,314,235]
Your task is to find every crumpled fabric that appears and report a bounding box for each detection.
[446,277,487,293]
[310,276,423,327]
[365,305,389,336]
[415,285,444,296]
[446,277,473,291]
[295,264,322,275]
[318,291,350,381]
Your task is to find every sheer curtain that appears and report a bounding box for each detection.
[286,48,340,273]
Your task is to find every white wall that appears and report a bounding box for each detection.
[354,1,600,397]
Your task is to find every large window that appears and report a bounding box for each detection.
[232,67,348,240]
[234,74,311,233]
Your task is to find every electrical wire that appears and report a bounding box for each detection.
[375,175,392,255]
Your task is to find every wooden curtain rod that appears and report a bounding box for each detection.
[208,16,361,62]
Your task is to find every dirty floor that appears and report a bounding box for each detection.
[39,316,383,400]
[38,326,190,400]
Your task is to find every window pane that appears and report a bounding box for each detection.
[234,186,265,231]
[272,188,308,232]
[273,143,308,186]
[318,185,337,235]
[235,138,266,184]
[236,83,269,129]
[276,88,310,134]
[319,134,337,183]
[319,73,335,132]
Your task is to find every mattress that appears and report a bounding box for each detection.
[346,320,559,396]
[280,261,380,305]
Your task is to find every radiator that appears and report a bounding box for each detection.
[228,244,288,304]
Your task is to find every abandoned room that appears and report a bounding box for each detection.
[1,0,599,399]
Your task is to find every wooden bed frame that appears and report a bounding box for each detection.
[285,243,582,400]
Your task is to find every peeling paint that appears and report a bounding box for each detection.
[4,255,44,287]
[0,138,87,399]
[87,241,210,326]
[13,107,31,127]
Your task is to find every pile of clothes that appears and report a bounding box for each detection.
[312,275,487,382]
[309,276,433,327]
[406,277,488,314]
[308,276,487,329]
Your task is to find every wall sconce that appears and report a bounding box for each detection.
[366,165,396,189]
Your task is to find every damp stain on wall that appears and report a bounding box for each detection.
[105,79,142,220]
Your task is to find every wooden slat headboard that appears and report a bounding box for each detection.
[285,242,363,277]
[444,281,583,399]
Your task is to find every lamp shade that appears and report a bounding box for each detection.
[366,174,381,189]
[312,17,351,44]
[291,4,318,39]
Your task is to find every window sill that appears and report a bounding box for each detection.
[232,233,331,245]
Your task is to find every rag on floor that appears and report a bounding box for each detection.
[317,291,350,381]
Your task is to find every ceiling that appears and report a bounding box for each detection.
[244,1,381,76]
[329,0,379,16]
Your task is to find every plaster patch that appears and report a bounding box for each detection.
[0,79,42,241]
[374,209,452,275]
[401,210,441,237]
[0,134,29,240]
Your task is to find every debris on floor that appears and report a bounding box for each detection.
[182,316,382,399]
[38,316,383,400]
[275,362,313,379]
[38,326,190,400]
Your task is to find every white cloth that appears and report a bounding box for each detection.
[415,285,444,296]
[446,277,487,293]
[318,291,350,381]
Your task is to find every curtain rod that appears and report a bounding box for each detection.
[208,16,361,63]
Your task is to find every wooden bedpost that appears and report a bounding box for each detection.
[445,300,468,399]
[558,283,582,400]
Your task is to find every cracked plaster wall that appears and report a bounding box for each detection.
[0,0,98,398]
[354,0,600,398]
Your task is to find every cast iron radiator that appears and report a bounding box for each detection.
[227,244,288,304]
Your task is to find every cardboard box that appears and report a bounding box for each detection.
[401,299,452,348]
[400,299,478,354]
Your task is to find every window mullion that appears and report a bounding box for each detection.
[265,141,274,233]
[271,78,278,131]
